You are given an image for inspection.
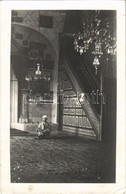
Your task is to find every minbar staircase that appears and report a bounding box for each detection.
[64,60,101,140]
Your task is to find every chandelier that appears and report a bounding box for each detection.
[25,63,45,81]
[25,63,51,82]
[74,10,116,74]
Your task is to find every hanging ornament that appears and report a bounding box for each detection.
[35,63,41,77]
[93,56,100,75]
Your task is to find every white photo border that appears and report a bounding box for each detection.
[0,1,125,194]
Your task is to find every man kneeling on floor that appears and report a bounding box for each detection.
[36,115,52,139]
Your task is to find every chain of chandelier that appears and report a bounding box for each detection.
[73,10,116,74]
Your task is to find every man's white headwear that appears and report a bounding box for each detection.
[42,115,47,119]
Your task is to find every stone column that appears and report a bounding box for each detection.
[20,89,29,123]
[10,68,18,123]
[51,55,58,123]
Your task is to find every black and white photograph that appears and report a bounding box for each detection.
[0,1,125,194]
[10,9,117,183]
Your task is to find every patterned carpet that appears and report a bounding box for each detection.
[10,129,116,183]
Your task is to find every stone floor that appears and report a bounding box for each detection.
[10,129,116,183]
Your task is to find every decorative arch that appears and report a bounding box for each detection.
[11,23,57,58]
